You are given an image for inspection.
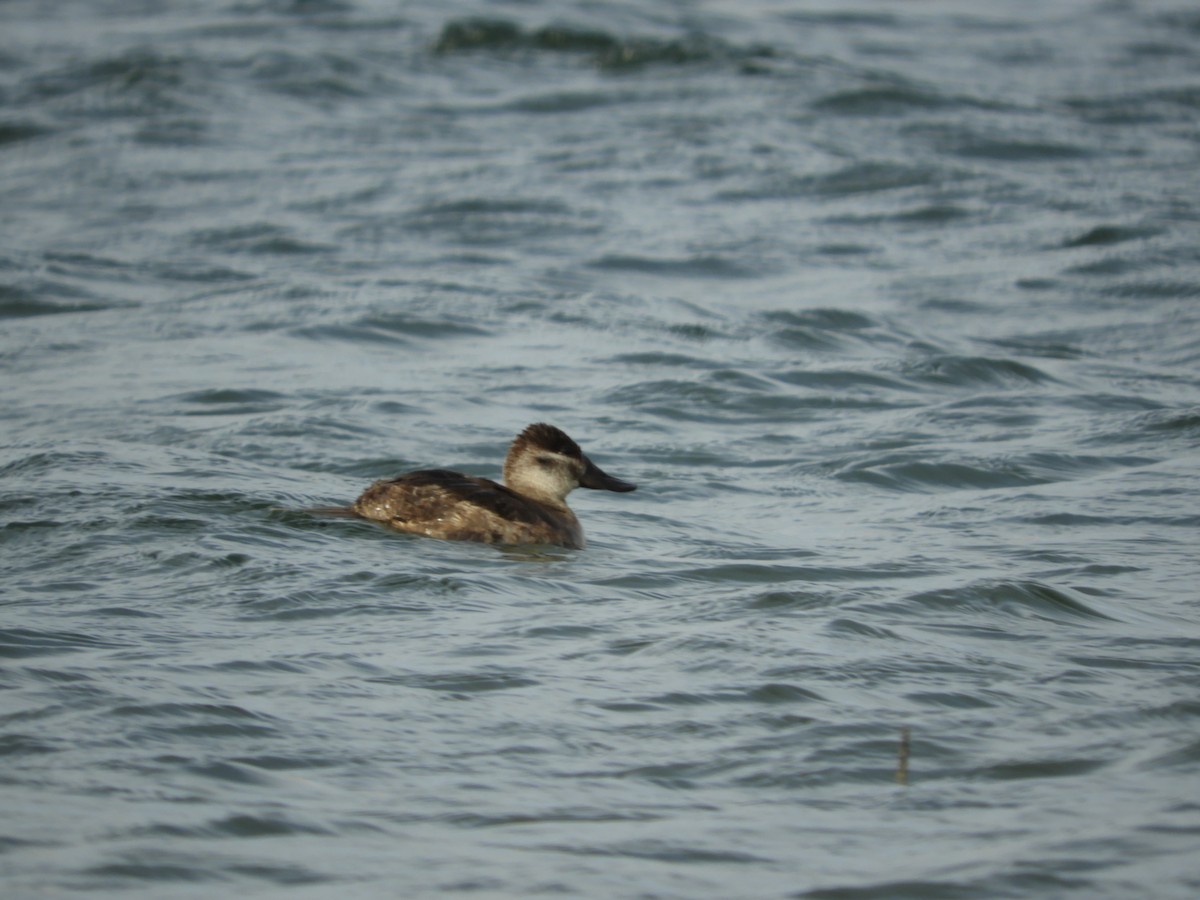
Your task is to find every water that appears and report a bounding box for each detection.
[3,0,1200,897]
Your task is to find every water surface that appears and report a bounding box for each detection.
[3,1,1200,897]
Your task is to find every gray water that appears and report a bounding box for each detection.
[3,0,1200,897]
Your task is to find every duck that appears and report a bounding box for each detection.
[310,423,636,549]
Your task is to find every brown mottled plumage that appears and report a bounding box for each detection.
[311,424,635,549]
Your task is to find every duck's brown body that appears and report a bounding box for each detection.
[352,468,587,547]
[318,424,635,549]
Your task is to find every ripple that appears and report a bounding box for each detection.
[907,580,1118,624]
[746,589,844,611]
[0,282,124,318]
[444,807,658,828]
[0,119,51,145]
[588,253,758,279]
[542,839,770,864]
[725,161,941,201]
[1142,739,1200,771]
[904,690,998,710]
[835,457,1032,492]
[367,668,541,694]
[169,388,288,414]
[1101,279,1200,301]
[189,223,333,256]
[630,683,824,709]
[597,560,936,591]
[0,733,61,757]
[605,372,899,423]
[899,354,1054,388]
[1135,407,1200,436]
[247,49,372,102]
[209,812,334,838]
[980,336,1084,360]
[1059,224,1162,248]
[1065,86,1200,125]
[0,627,129,658]
[911,123,1092,161]
[821,203,976,227]
[759,307,886,353]
[607,351,720,369]
[976,757,1108,781]
[401,197,594,246]
[81,856,221,885]
[292,311,492,346]
[22,48,203,116]
[507,88,625,114]
[433,18,773,71]
[842,449,1156,494]
[111,701,274,725]
[234,589,436,621]
[811,83,956,116]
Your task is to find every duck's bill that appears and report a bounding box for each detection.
[580,458,637,492]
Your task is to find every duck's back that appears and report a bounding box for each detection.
[353,469,583,548]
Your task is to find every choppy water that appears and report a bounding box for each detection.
[4,1,1200,897]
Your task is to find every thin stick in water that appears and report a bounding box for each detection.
[896,725,911,785]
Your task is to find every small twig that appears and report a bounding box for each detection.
[896,725,911,786]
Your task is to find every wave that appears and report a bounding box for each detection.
[834,450,1151,493]
[905,579,1119,623]
[433,18,774,72]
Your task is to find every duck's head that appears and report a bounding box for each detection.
[503,423,636,506]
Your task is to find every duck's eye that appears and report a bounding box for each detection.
[536,456,554,467]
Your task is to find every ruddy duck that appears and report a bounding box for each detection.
[312,423,635,549]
